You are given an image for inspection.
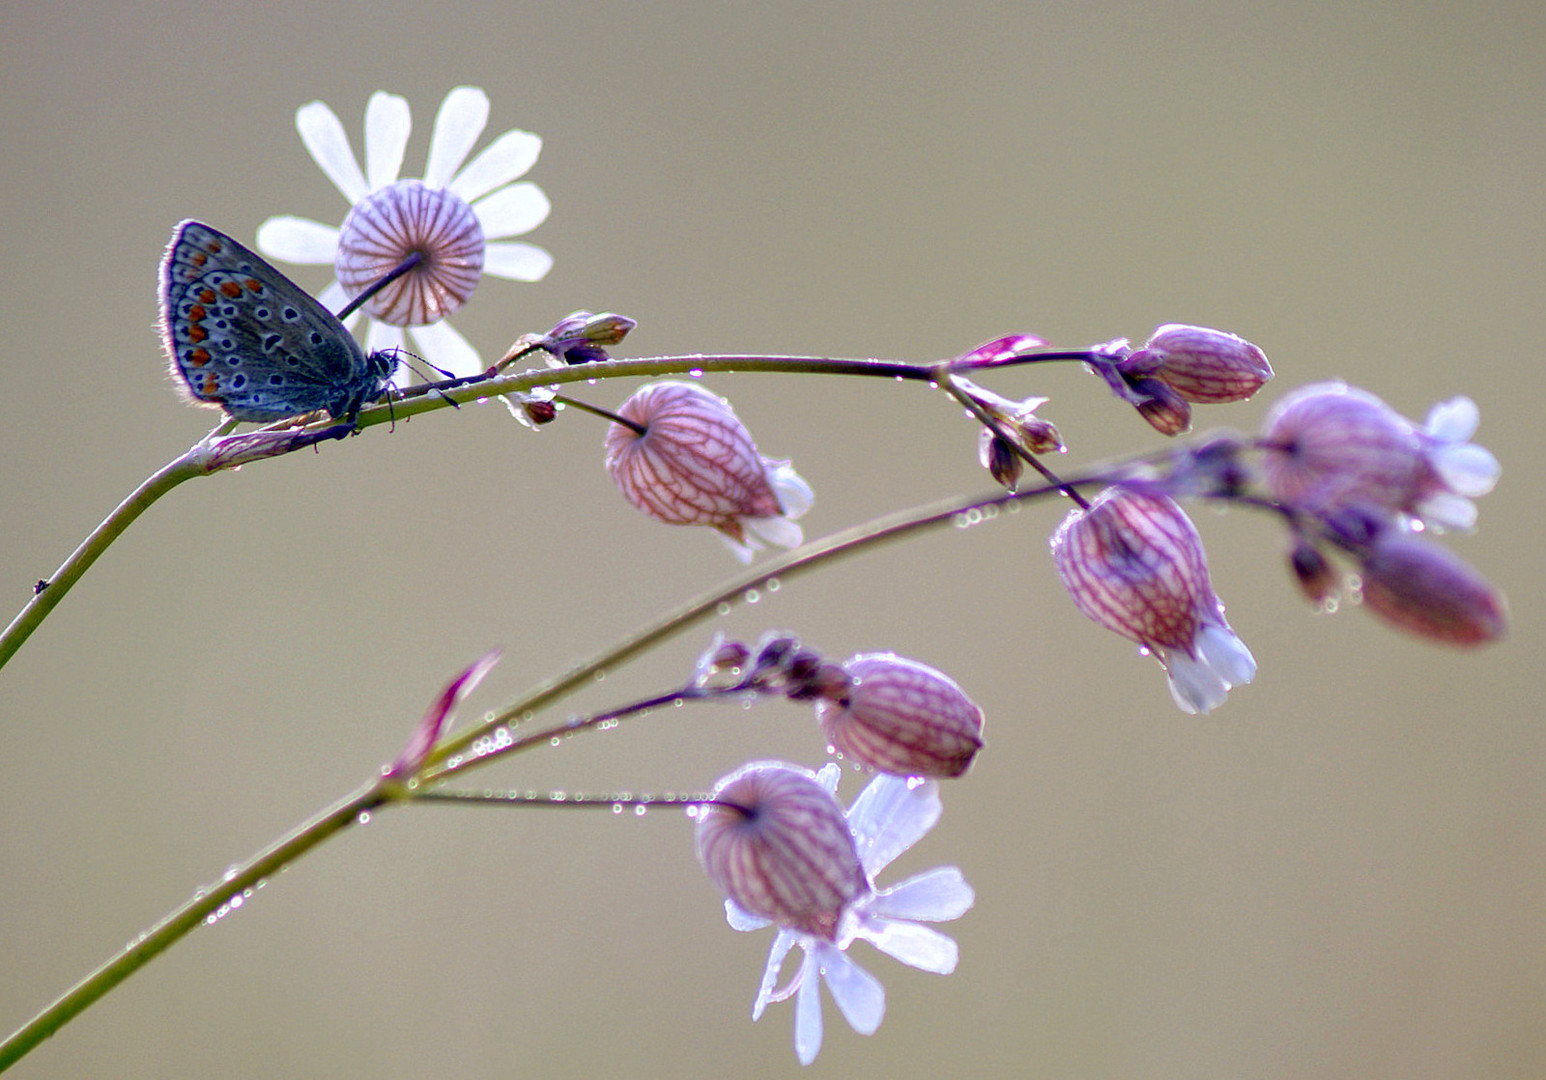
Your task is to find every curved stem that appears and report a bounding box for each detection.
[0,779,393,1072]
[0,451,203,672]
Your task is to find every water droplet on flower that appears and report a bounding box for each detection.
[613,803,624,814]
[357,811,372,825]
[717,602,733,616]
[745,589,761,604]
[634,804,648,817]
[765,577,780,592]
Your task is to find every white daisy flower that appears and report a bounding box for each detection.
[257,87,552,382]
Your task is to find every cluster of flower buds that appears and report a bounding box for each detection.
[605,380,813,563]
[1087,324,1274,435]
[694,633,985,778]
[694,762,974,1064]
[954,377,1065,493]
[1260,382,1505,645]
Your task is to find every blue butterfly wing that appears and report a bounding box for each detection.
[159,220,394,422]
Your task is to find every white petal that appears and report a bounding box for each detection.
[473,182,552,239]
[742,514,804,552]
[483,241,554,282]
[256,216,341,264]
[424,86,489,188]
[296,100,368,204]
[872,866,975,922]
[848,774,941,876]
[765,460,814,520]
[1165,655,1227,715]
[716,531,759,564]
[1432,442,1500,498]
[815,763,842,794]
[451,128,543,201]
[1197,624,1257,687]
[726,898,771,932]
[753,931,799,1020]
[857,918,959,974]
[363,91,410,190]
[1415,492,1478,533]
[408,320,483,379]
[818,944,885,1036]
[793,951,825,1065]
[1424,396,1480,442]
[319,280,353,319]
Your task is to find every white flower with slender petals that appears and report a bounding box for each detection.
[724,764,974,1066]
[257,87,552,383]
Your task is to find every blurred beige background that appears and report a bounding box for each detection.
[1,2,1541,1077]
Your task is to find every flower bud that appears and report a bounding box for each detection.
[1287,538,1340,608]
[605,381,812,562]
[695,762,868,941]
[1130,377,1193,436]
[979,431,1024,491]
[1121,324,1273,404]
[1357,533,1507,646]
[814,654,985,778]
[538,310,638,365]
[1051,486,1256,714]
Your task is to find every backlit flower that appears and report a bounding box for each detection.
[1050,486,1256,714]
[605,381,812,562]
[814,653,985,778]
[698,763,974,1066]
[257,88,552,382]
[1261,382,1498,532]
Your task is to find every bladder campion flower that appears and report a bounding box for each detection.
[1050,486,1256,714]
[813,653,985,778]
[696,763,974,1066]
[605,380,812,562]
[257,87,552,381]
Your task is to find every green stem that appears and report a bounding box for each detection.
[0,779,393,1072]
[0,451,203,671]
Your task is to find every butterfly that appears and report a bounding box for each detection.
[159,220,396,423]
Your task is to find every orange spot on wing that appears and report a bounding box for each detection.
[187,325,207,344]
[188,304,205,321]
[206,239,223,254]
[245,278,262,293]
[191,251,207,267]
[200,374,220,395]
[188,347,210,366]
[219,281,242,298]
[198,288,216,304]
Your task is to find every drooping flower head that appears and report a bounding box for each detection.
[1050,486,1256,714]
[605,380,812,562]
[696,762,974,1065]
[1354,529,1508,646]
[1261,382,1498,532]
[813,653,985,778]
[257,88,552,381]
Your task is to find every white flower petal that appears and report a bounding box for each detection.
[1415,492,1479,533]
[424,86,489,188]
[754,931,800,1021]
[726,898,772,932]
[716,531,759,564]
[255,216,341,264]
[858,919,959,974]
[363,91,411,190]
[408,319,483,379]
[319,280,352,320]
[793,951,825,1065]
[1197,624,1257,687]
[483,241,554,282]
[1165,654,1228,715]
[848,774,941,876]
[296,100,368,204]
[742,514,804,552]
[451,128,543,202]
[819,944,885,1036]
[1424,396,1480,442]
[473,182,552,239]
[766,460,814,520]
[1432,442,1500,498]
[872,867,975,922]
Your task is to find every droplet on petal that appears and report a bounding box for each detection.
[335,179,485,326]
[696,763,868,941]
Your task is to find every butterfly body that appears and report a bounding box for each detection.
[160,220,395,423]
